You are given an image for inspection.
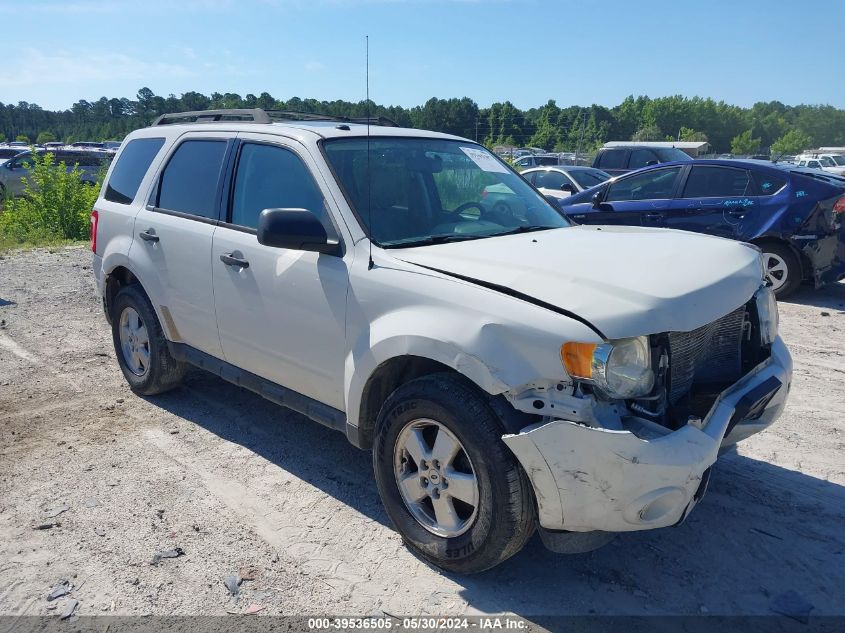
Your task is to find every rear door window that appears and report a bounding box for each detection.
[681,166,754,198]
[156,140,228,219]
[105,138,165,204]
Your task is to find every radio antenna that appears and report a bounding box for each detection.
[366,35,374,270]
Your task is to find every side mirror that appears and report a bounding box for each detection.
[561,183,576,193]
[257,208,341,255]
[591,190,604,208]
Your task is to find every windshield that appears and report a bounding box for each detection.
[819,156,836,167]
[323,138,569,247]
[569,168,611,189]
[655,147,693,162]
[829,155,845,166]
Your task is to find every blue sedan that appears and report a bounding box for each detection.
[558,159,845,297]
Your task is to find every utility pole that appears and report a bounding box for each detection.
[576,109,587,165]
[475,117,479,143]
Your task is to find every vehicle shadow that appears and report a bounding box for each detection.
[784,281,845,312]
[149,370,845,617]
[0,298,15,307]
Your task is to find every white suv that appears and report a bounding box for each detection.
[92,109,792,573]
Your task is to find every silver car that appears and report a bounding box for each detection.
[521,165,612,199]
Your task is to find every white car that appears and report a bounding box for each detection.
[795,155,845,176]
[92,109,791,573]
[521,166,612,199]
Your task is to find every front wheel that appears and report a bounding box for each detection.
[373,373,535,574]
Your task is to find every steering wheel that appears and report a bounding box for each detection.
[449,201,486,219]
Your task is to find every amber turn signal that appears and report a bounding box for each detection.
[561,342,597,379]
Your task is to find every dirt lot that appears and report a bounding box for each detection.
[1,245,844,621]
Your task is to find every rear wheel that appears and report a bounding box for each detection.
[373,373,535,574]
[761,243,801,298]
[111,285,186,395]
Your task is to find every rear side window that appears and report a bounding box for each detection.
[105,138,165,204]
[597,149,626,169]
[157,140,227,219]
[752,172,787,195]
[230,143,324,229]
[682,166,753,198]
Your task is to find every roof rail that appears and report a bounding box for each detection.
[152,109,272,126]
[151,108,399,128]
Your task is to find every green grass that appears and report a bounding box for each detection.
[0,235,87,255]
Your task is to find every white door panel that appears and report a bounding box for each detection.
[212,228,350,409]
[130,211,221,357]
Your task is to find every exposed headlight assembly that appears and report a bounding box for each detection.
[561,336,655,400]
[755,284,779,346]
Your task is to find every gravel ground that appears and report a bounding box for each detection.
[1,245,844,622]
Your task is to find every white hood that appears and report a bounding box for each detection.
[390,225,763,340]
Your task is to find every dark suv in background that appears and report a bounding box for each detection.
[593,145,692,176]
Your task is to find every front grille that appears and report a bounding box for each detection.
[667,306,746,403]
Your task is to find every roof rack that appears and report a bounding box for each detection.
[151,108,399,127]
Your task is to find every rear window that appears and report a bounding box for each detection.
[156,140,227,219]
[105,138,165,204]
[569,169,610,189]
[655,148,693,162]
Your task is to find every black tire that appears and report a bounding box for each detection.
[111,284,186,395]
[760,242,801,299]
[373,373,535,574]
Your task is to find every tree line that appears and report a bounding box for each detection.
[2,88,844,155]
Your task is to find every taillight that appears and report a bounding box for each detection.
[90,209,99,254]
[833,196,845,214]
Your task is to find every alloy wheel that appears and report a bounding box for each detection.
[118,307,150,376]
[763,251,788,293]
[393,418,479,538]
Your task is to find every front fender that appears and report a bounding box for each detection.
[344,331,508,430]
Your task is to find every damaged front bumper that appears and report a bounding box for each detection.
[502,337,792,534]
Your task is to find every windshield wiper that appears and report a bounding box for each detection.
[381,233,491,249]
[488,225,559,237]
[382,225,560,249]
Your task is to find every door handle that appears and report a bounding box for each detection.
[219,252,250,269]
[643,212,662,221]
[726,208,747,219]
[138,229,159,243]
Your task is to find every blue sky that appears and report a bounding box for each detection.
[1,0,843,111]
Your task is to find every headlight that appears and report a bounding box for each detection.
[561,336,655,399]
[755,284,779,346]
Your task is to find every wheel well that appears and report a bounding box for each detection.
[356,356,457,449]
[104,266,141,323]
[750,237,808,280]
